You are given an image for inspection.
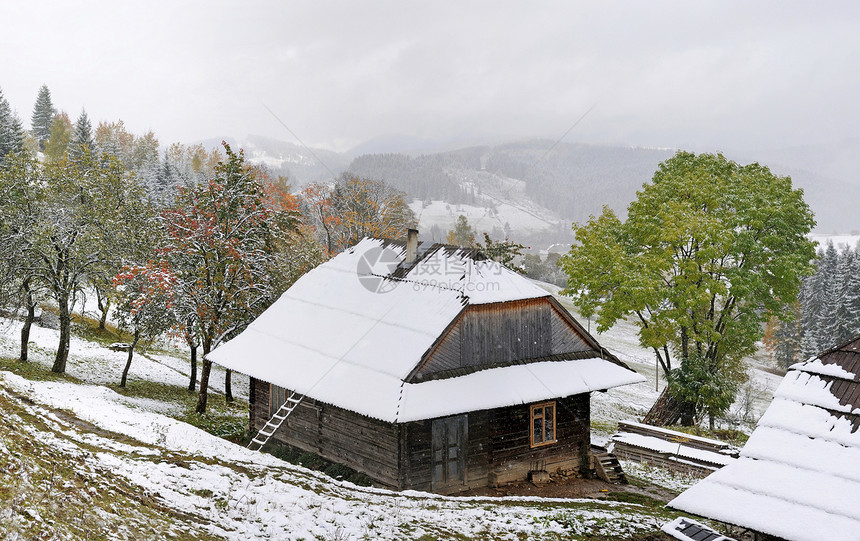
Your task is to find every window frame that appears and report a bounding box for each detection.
[530,401,557,448]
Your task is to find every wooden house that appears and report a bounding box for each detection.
[208,232,644,494]
[669,334,860,541]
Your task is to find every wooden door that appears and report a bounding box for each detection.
[431,414,468,491]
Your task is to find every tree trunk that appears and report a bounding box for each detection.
[99,297,110,330]
[52,292,71,374]
[96,287,110,330]
[188,341,198,392]
[20,281,36,362]
[196,339,212,413]
[225,369,233,403]
[120,330,140,388]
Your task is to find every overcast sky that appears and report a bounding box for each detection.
[1,1,858,153]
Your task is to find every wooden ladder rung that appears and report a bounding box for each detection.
[247,393,305,451]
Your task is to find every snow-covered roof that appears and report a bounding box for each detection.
[661,517,736,541]
[611,432,735,468]
[669,335,860,541]
[208,237,644,422]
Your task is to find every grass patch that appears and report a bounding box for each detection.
[0,355,83,383]
[600,491,666,509]
[263,442,373,486]
[108,379,249,443]
[70,311,128,347]
[181,410,248,442]
[590,419,617,435]
[0,388,219,540]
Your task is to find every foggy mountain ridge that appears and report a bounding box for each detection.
[233,135,857,237]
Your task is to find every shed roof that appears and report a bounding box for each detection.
[669,335,860,541]
[208,237,644,422]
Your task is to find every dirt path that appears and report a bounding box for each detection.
[461,474,679,503]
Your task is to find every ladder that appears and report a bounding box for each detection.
[247,392,304,451]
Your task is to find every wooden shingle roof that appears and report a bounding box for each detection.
[669,334,860,541]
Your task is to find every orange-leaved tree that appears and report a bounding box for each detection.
[162,142,301,413]
[301,174,415,254]
[113,261,177,387]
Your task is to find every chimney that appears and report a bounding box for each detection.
[405,228,419,264]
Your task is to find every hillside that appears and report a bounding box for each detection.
[0,288,755,540]
[347,142,674,243]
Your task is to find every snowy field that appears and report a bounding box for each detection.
[0,369,681,540]
[0,307,680,539]
[809,233,859,251]
[0,282,779,539]
[409,199,560,238]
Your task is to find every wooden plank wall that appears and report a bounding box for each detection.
[487,394,590,486]
[549,305,591,353]
[460,299,553,367]
[250,378,269,434]
[251,379,401,489]
[400,411,490,495]
[416,298,594,379]
[400,396,590,492]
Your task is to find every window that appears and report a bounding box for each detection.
[530,401,556,447]
[269,384,288,417]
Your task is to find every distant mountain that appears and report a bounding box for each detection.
[346,133,522,157]
[347,140,675,240]
[239,135,351,185]
[732,139,860,234]
[346,134,445,156]
[226,134,856,238]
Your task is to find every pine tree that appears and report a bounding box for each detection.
[155,149,178,201]
[30,84,55,150]
[769,306,803,369]
[800,254,824,357]
[797,277,811,357]
[813,242,840,348]
[840,249,860,339]
[69,109,94,162]
[0,87,25,161]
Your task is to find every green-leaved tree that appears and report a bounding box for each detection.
[561,151,816,427]
[446,215,476,247]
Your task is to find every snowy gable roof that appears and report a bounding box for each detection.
[208,237,644,422]
[669,335,860,541]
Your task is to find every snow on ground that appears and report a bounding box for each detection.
[621,461,701,494]
[808,233,859,251]
[410,199,559,237]
[0,370,671,540]
[0,280,784,539]
[0,307,679,539]
[0,317,248,403]
[408,167,566,237]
